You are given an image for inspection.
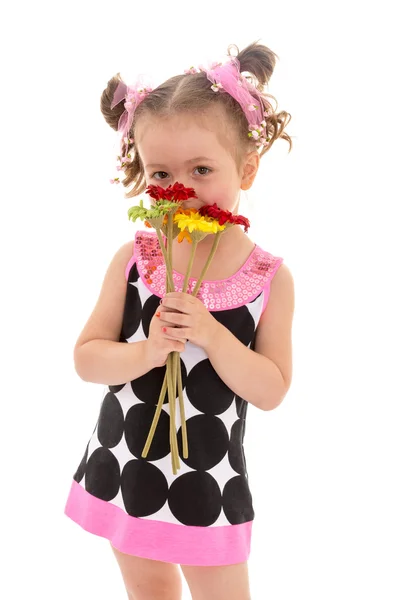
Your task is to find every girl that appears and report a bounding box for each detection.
[64,41,295,600]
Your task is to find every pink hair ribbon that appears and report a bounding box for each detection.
[111,79,153,156]
[200,57,271,145]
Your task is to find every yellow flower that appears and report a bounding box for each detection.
[174,210,226,234]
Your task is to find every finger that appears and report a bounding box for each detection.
[158,318,188,339]
[154,306,179,320]
[159,310,189,327]
[161,296,194,314]
[161,325,190,340]
[164,292,195,301]
[158,305,181,314]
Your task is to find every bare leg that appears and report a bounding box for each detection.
[180,560,252,600]
[110,542,183,600]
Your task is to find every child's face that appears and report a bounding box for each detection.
[135,110,252,214]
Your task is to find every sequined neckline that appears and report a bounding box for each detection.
[134,230,283,311]
[171,244,258,283]
[159,231,257,283]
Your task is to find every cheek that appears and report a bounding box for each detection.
[206,184,239,211]
[212,178,238,199]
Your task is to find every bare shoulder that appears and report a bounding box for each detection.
[73,239,135,353]
[254,262,295,393]
[269,262,295,304]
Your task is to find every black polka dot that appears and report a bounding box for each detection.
[131,359,187,404]
[125,402,170,461]
[131,365,166,404]
[97,392,124,448]
[186,359,234,415]
[211,306,255,346]
[141,295,162,338]
[85,447,120,501]
[120,283,142,340]
[121,459,168,517]
[228,419,247,476]
[127,262,139,283]
[73,441,88,483]
[222,475,254,524]
[177,415,229,471]
[168,472,222,526]
[235,395,249,420]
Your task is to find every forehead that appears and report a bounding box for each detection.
[135,110,234,164]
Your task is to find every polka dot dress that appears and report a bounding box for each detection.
[64,229,284,566]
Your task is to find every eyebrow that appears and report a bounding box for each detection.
[145,156,217,170]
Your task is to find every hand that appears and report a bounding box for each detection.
[158,291,220,351]
[145,301,187,368]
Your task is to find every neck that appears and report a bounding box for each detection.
[168,224,255,281]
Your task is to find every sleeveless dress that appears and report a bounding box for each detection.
[64,229,284,566]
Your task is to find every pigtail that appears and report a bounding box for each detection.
[230,40,277,91]
[229,40,293,155]
[100,73,125,131]
[100,73,147,197]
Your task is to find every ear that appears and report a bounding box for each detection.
[240,150,260,191]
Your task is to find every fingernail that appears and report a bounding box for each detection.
[155,312,160,317]
[162,327,167,333]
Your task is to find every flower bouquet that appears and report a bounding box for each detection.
[127,182,250,474]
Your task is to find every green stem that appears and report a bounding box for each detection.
[177,357,188,459]
[167,353,180,474]
[166,214,179,472]
[175,235,197,462]
[192,231,223,297]
[167,213,175,293]
[156,228,174,292]
[141,370,168,458]
[172,351,178,411]
[182,240,198,294]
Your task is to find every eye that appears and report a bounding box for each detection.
[194,166,211,175]
[152,171,169,180]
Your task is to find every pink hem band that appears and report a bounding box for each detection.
[64,480,253,566]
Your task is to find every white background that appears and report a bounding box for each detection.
[1,0,399,598]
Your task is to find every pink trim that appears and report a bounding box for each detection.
[64,479,253,566]
[125,240,136,281]
[135,230,282,312]
[261,257,284,313]
[160,231,258,284]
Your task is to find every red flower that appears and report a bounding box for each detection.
[146,185,167,201]
[231,214,250,233]
[199,203,229,224]
[164,182,197,201]
[146,182,197,202]
[199,203,250,232]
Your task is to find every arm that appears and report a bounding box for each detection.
[73,239,185,386]
[206,263,295,410]
[74,339,154,385]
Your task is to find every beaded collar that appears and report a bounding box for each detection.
[134,230,282,311]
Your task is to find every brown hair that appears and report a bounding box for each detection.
[100,41,293,198]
